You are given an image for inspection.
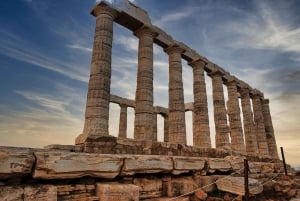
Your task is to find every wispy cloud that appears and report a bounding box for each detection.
[67,44,92,53]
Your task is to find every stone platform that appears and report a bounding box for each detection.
[0,145,289,201]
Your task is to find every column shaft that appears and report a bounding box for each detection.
[190,60,211,148]
[210,71,230,148]
[153,113,158,141]
[252,92,269,156]
[163,115,169,142]
[262,99,279,158]
[240,88,259,155]
[134,27,156,140]
[165,44,186,144]
[226,79,245,153]
[118,104,127,138]
[80,4,116,143]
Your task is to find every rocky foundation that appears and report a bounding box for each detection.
[0,145,296,201]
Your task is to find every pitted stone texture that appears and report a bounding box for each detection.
[224,156,245,171]
[226,78,245,153]
[0,186,23,201]
[33,152,123,179]
[80,4,117,143]
[57,184,97,200]
[240,87,259,155]
[133,177,162,199]
[190,59,211,148]
[173,156,206,175]
[200,176,219,193]
[207,158,231,173]
[0,185,57,201]
[210,70,230,149]
[216,177,263,196]
[169,176,197,197]
[96,183,139,201]
[24,185,57,201]
[0,147,35,179]
[165,44,186,144]
[262,99,279,159]
[134,26,156,141]
[252,92,269,156]
[122,155,173,175]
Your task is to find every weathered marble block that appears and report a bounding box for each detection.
[122,155,173,175]
[96,183,139,201]
[216,176,263,195]
[0,147,35,179]
[0,185,57,201]
[172,156,206,175]
[207,158,231,173]
[133,177,162,199]
[33,152,123,179]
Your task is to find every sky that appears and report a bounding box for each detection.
[0,0,299,169]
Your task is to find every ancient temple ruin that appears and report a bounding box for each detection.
[75,0,278,159]
[2,1,295,201]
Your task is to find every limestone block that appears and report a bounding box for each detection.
[224,156,245,172]
[169,176,197,197]
[133,177,162,199]
[173,156,206,175]
[96,183,139,201]
[122,155,173,175]
[24,185,57,201]
[261,162,275,173]
[33,152,123,179]
[0,186,23,201]
[207,158,231,173]
[248,162,262,173]
[200,176,218,193]
[0,147,35,179]
[216,176,263,196]
[193,189,208,201]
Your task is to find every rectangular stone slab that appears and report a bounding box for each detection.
[33,152,123,179]
[173,156,206,174]
[122,155,173,175]
[96,183,139,201]
[0,147,35,179]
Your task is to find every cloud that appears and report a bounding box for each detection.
[67,44,92,53]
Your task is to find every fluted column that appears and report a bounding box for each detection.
[240,87,259,155]
[189,59,211,148]
[134,26,157,140]
[77,4,117,144]
[209,70,230,149]
[118,104,127,138]
[163,114,169,142]
[262,99,279,158]
[226,78,245,153]
[153,113,157,141]
[165,44,186,144]
[252,91,269,156]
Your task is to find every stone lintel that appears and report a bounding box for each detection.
[208,68,225,77]
[226,76,239,86]
[91,2,118,18]
[188,57,208,67]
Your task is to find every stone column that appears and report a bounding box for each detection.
[77,3,117,144]
[209,70,230,149]
[118,104,127,138]
[262,99,279,159]
[226,77,245,153]
[189,59,211,148]
[240,87,259,155]
[153,113,157,141]
[134,26,157,140]
[252,91,269,156]
[163,114,169,142]
[165,44,186,144]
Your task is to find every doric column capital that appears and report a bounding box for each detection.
[226,76,239,86]
[208,69,225,78]
[91,2,118,19]
[252,89,264,99]
[164,43,185,55]
[188,58,207,67]
[134,26,158,39]
[262,99,270,105]
[239,87,251,98]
